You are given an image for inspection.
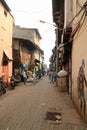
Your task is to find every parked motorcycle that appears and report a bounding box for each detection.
[36,72,41,80]
[0,77,6,94]
[10,76,16,89]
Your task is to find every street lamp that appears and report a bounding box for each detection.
[39,20,57,27]
[40,20,58,71]
[40,20,63,31]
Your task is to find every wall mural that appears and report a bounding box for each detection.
[77,59,87,116]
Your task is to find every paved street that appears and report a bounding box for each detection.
[0,76,87,130]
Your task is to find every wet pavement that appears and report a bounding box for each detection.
[0,76,87,130]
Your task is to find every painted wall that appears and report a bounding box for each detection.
[72,0,87,122]
[0,1,13,80]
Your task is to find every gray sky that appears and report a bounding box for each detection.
[5,0,56,67]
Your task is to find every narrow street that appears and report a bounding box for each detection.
[0,76,87,130]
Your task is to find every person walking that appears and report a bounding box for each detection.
[22,70,27,84]
[48,70,51,81]
[51,70,57,83]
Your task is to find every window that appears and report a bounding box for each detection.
[4,10,7,17]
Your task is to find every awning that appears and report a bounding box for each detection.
[18,39,39,51]
[3,49,13,61]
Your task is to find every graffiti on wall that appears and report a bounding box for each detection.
[77,59,87,116]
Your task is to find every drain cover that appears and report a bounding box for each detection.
[45,108,62,121]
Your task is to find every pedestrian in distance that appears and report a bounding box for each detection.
[51,70,57,83]
[22,70,27,84]
[48,70,51,82]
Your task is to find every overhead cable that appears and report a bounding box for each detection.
[67,1,87,27]
[76,0,83,8]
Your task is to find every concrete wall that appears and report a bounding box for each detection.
[64,0,72,29]
[34,31,40,47]
[72,0,87,122]
[13,39,31,65]
[34,50,40,61]
[0,1,13,79]
[20,47,31,64]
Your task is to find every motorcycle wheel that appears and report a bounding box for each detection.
[0,83,6,94]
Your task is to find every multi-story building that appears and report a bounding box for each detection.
[71,0,87,122]
[0,0,14,84]
[13,25,44,77]
[52,0,87,123]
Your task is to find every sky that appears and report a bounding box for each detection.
[5,0,56,67]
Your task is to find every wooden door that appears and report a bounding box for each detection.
[3,65,8,84]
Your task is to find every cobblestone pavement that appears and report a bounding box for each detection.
[0,76,87,130]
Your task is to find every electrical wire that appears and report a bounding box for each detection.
[10,7,50,15]
[72,9,86,25]
[76,0,82,8]
[74,11,86,41]
[72,1,87,39]
[67,1,87,27]
[56,1,86,42]
[60,6,87,47]
[67,8,83,27]
[58,13,86,49]
[42,27,55,34]
[53,1,87,51]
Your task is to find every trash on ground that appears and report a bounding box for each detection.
[45,108,62,121]
[54,119,62,124]
[55,115,62,120]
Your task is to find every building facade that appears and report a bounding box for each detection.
[13,25,44,77]
[0,0,14,83]
[52,0,87,123]
[71,0,87,122]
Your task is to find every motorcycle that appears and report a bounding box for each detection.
[36,72,41,80]
[0,77,6,94]
[10,76,16,89]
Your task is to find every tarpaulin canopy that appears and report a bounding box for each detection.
[3,49,13,60]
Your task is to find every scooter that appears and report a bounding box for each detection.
[0,77,6,94]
